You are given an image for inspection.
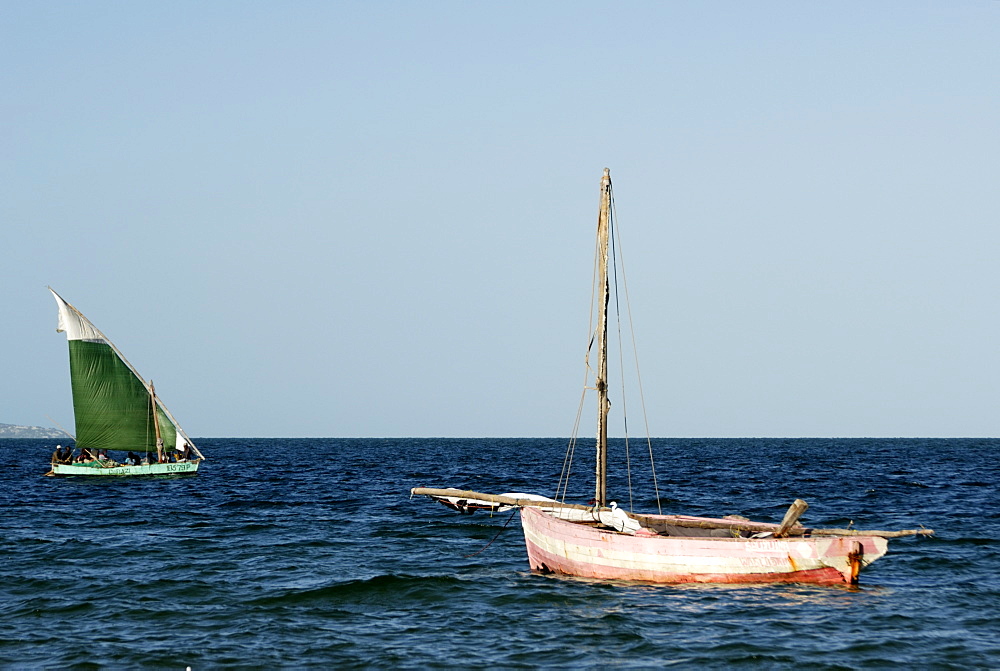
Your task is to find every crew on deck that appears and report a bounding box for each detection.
[50,445,73,464]
[74,449,95,463]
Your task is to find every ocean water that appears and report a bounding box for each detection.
[1,437,997,669]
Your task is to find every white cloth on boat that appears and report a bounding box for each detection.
[598,502,643,534]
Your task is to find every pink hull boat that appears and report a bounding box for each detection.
[521,506,888,585]
[411,170,932,587]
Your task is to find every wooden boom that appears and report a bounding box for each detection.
[411,487,601,512]
[411,487,935,539]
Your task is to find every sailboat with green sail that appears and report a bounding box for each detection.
[46,288,204,476]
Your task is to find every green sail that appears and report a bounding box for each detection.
[68,340,178,452]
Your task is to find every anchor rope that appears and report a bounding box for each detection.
[463,508,519,558]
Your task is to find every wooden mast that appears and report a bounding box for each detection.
[595,168,612,506]
[150,380,163,462]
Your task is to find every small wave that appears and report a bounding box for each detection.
[936,536,997,547]
[904,555,980,571]
[219,499,312,509]
[252,573,468,607]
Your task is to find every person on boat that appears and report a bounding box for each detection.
[75,448,95,463]
[124,451,139,466]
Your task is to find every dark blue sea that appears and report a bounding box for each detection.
[1,438,998,669]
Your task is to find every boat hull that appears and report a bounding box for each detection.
[520,506,888,585]
[50,461,200,477]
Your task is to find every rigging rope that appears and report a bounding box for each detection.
[557,203,604,503]
[558,175,663,514]
[556,386,588,502]
[610,190,662,513]
[609,190,635,512]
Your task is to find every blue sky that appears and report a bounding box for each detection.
[3,2,998,437]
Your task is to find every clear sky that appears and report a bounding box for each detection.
[3,2,998,438]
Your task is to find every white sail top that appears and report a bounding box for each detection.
[50,288,107,343]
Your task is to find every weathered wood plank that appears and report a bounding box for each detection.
[775,499,809,537]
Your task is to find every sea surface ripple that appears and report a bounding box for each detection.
[1,438,997,669]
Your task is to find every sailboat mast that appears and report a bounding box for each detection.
[150,380,163,461]
[595,168,612,507]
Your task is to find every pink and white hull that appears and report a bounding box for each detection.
[520,506,888,585]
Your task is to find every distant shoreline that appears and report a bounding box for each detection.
[0,423,69,439]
